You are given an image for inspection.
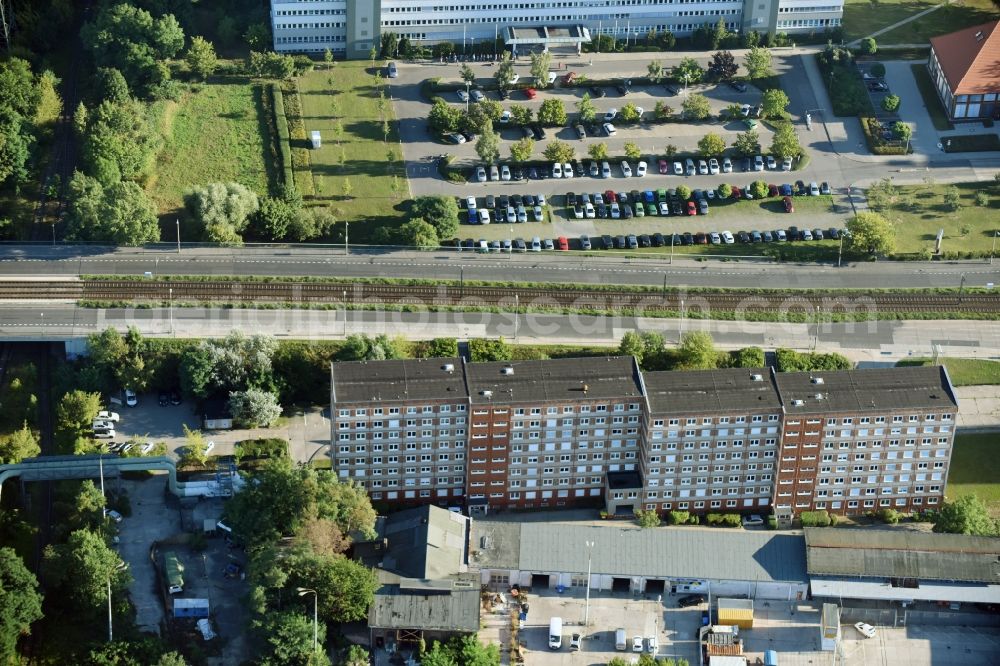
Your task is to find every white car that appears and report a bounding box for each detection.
[536,194,547,207]
[782,157,792,171]
[722,157,733,173]
[530,237,541,252]
[584,202,595,218]
[562,162,573,179]
[636,161,647,177]
[532,205,543,221]
[620,161,632,177]
[97,410,120,423]
[546,71,557,84]
[740,103,751,117]
[552,162,563,178]
[673,161,683,175]
[499,110,512,124]
[457,89,469,102]
[140,442,155,455]
[603,122,616,136]
[505,206,516,223]
[500,165,511,181]
[610,202,621,218]
[516,206,527,223]
[634,106,644,118]
[697,159,708,175]
[510,74,520,84]
[124,389,137,407]
[466,196,477,211]
[588,161,599,177]
[708,158,720,175]
[721,230,735,244]
[490,165,500,181]
[478,209,491,224]
[753,155,764,171]
[646,636,658,654]
[601,161,611,178]
[766,155,777,170]
[632,636,643,652]
[105,509,123,523]
[570,633,582,651]
[603,109,617,122]
[854,622,877,639]
[475,166,487,182]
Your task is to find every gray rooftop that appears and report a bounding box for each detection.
[331,357,467,404]
[805,528,1000,583]
[472,519,807,583]
[374,505,469,580]
[774,366,957,415]
[643,367,781,415]
[465,356,643,404]
[369,576,480,633]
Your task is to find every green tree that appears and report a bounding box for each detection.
[675,184,692,200]
[707,50,737,81]
[460,63,475,84]
[933,494,999,536]
[475,123,500,164]
[676,331,719,370]
[412,195,460,239]
[0,547,44,662]
[259,610,332,666]
[33,70,63,130]
[732,129,760,156]
[323,48,333,67]
[180,424,209,467]
[743,46,772,79]
[543,140,575,163]
[341,334,406,361]
[846,211,896,256]
[750,180,768,199]
[93,67,130,104]
[588,142,609,160]
[285,551,379,623]
[185,36,218,81]
[429,98,463,134]
[509,137,535,163]
[732,347,765,367]
[892,121,912,144]
[509,104,533,125]
[635,509,661,528]
[0,115,33,187]
[478,99,504,124]
[866,177,900,212]
[944,186,961,211]
[617,331,665,368]
[494,52,516,90]
[717,183,732,199]
[861,37,877,55]
[184,182,260,246]
[761,89,790,119]
[698,132,726,156]
[346,645,370,666]
[616,142,637,161]
[56,390,102,435]
[425,338,459,357]
[769,123,801,160]
[399,217,440,250]
[0,58,41,117]
[654,101,673,120]
[882,94,900,112]
[0,423,40,464]
[620,102,642,123]
[42,529,130,613]
[530,51,553,88]
[65,174,160,245]
[80,98,161,184]
[681,93,711,120]
[468,338,512,362]
[229,388,282,428]
[537,98,567,126]
[244,22,270,51]
[672,57,704,85]
[647,60,665,83]
[254,196,301,241]
[576,93,597,123]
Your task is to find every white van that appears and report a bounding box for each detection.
[615,628,627,651]
[548,617,563,650]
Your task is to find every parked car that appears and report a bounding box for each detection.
[855,622,877,639]
[678,595,704,608]
[620,161,632,177]
[105,509,123,523]
[809,181,820,196]
[125,389,137,407]
[579,235,592,250]
[783,196,794,213]
[753,155,764,171]
[632,636,643,652]
[603,122,617,136]
[97,410,120,422]
[766,155,776,170]
[636,161,647,177]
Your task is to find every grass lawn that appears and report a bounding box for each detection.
[842,0,942,43]
[942,133,1000,152]
[877,0,998,44]
[880,181,1000,254]
[897,357,1000,386]
[147,76,272,215]
[910,64,954,131]
[947,433,1000,515]
[297,61,406,243]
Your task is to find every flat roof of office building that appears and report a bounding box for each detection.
[465,356,643,404]
[643,367,781,415]
[774,366,957,415]
[331,357,467,404]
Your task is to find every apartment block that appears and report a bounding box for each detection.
[271,0,844,57]
[330,358,957,519]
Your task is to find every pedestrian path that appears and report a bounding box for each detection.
[847,2,948,48]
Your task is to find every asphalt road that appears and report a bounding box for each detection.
[2,303,998,361]
[2,245,1000,289]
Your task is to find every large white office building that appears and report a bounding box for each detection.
[271,0,843,59]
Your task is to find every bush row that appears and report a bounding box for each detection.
[280,81,314,196]
[860,116,908,156]
[271,83,294,189]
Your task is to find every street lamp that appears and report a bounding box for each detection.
[513,293,520,341]
[345,220,350,256]
[169,287,174,337]
[297,588,319,655]
[991,231,998,265]
[584,541,595,626]
[176,218,181,253]
[813,306,820,351]
[465,80,471,114]
[343,290,348,336]
[679,298,684,342]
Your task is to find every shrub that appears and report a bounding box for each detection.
[706,513,723,525]
[721,514,742,528]
[882,94,900,112]
[235,437,289,461]
[878,508,901,524]
[668,510,690,525]
[635,509,661,528]
[767,515,778,530]
[799,510,832,527]
[717,183,732,199]
[271,84,294,188]
[675,184,691,199]
[975,191,990,207]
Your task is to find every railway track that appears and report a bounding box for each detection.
[0,279,998,313]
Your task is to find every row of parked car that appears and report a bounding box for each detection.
[565,188,707,219]
[463,193,547,224]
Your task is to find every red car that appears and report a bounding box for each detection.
[524,87,537,99]
[730,185,743,200]
[562,72,577,85]
[556,236,569,250]
[604,190,617,203]
[768,184,779,197]
[686,200,697,216]
[783,196,794,213]
[658,159,669,174]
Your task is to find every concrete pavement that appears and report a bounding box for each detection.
[953,385,1000,430]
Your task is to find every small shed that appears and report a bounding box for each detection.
[173,598,210,618]
[202,395,232,430]
[311,130,321,149]
[203,518,217,534]
[717,598,754,629]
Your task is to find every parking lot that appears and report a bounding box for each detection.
[493,587,1000,666]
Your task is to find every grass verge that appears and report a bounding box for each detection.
[879,180,1000,255]
[877,0,998,44]
[910,64,954,131]
[942,133,1000,153]
[842,0,942,43]
[897,357,1000,386]
[947,433,1000,516]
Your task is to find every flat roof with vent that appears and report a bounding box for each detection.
[774,366,957,415]
[331,357,468,403]
[465,356,643,404]
[643,367,782,416]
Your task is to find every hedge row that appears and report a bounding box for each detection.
[271,83,294,189]
[280,82,314,196]
[860,116,909,156]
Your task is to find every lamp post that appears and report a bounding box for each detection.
[297,588,319,656]
[584,541,594,626]
[991,231,998,265]
[169,287,174,337]
[813,306,820,351]
[465,80,471,114]
[679,298,684,342]
[107,578,113,643]
[343,290,348,336]
[837,231,844,268]
[345,220,350,256]
[176,219,181,253]
[513,293,520,341]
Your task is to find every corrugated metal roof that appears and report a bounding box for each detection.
[378,505,469,580]
[804,528,1000,583]
[369,581,481,632]
[515,523,807,583]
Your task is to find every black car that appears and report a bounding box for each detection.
[512,194,523,207]
[678,594,704,608]
[670,233,682,247]
[795,180,807,196]
[827,227,840,240]
[531,125,544,140]
[512,166,524,180]
[158,392,169,407]
[737,231,750,244]
[616,84,629,95]
[596,204,607,218]
[461,131,476,142]
[671,200,682,216]
[682,232,694,246]
[499,195,510,208]
[742,158,751,172]
[486,195,495,208]
[651,233,665,247]
[601,234,614,249]
[499,88,510,100]
[614,235,626,249]
[528,167,539,179]
[621,204,633,219]
[170,390,181,406]
[463,238,476,250]
[729,80,748,93]
[523,194,534,207]
[513,238,527,252]
[590,86,607,98]
[788,226,799,241]
[664,84,680,96]
[638,234,651,248]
